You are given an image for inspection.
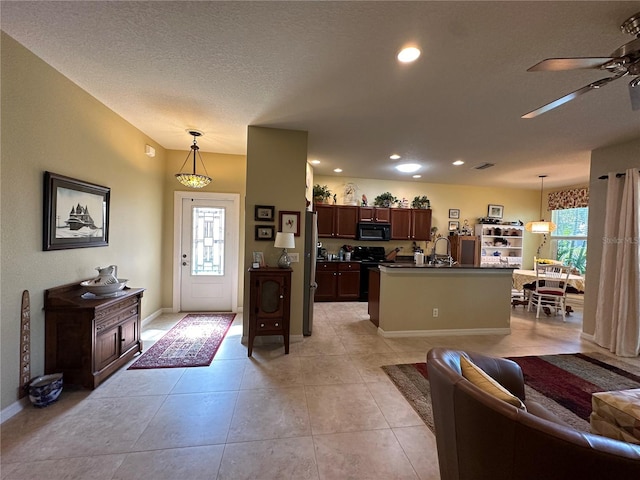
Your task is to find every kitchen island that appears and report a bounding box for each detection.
[368,264,513,337]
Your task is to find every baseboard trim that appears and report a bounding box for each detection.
[377,327,511,338]
[1,397,29,424]
[141,308,168,327]
[580,331,596,342]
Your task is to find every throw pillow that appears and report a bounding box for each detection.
[460,355,526,410]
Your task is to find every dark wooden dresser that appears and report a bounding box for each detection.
[44,282,145,389]
[248,267,291,357]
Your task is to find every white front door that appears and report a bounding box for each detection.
[176,193,239,312]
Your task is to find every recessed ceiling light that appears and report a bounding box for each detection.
[395,163,421,173]
[397,47,421,63]
[310,159,320,165]
[412,174,422,179]
[333,168,343,173]
[452,160,465,166]
[390,154,401,160]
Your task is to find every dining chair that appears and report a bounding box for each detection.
[527,263,572,320]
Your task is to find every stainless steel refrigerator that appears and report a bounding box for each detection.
[303,211,318,335]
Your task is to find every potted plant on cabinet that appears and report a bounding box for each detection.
[411,195,430,209]
[313,184,332,204]
[374,192,398,208]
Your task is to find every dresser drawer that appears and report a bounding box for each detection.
[255,318,285,333]
[95,299,139,333]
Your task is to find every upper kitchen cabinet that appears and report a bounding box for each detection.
[358,206,390,223]
[391,208,432,240]
[316,205,358,238]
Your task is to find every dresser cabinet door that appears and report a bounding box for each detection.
[120,316,139,354]
[96,326,119,371]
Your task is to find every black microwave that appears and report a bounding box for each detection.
[357,223,391,241]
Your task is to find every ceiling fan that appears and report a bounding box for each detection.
[522,11,640,118]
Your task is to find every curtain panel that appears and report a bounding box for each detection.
[547,188,589,211]
[594,169,640,357]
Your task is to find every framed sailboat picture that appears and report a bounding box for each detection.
[43,171,110,250]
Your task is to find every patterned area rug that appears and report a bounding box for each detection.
[128,313,235,369]
[382,352,640,433]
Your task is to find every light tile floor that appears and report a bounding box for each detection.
[1,299,630,479]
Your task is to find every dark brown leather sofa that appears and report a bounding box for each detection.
[427,348,640,480]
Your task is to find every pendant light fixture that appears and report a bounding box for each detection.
[525,175,557,234]
[175,130,212,188]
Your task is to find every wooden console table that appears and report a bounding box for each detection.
[44,281,145,389]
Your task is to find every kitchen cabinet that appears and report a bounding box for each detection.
[248,267,291,357]
[315,205,358,238]
[451,235,480,266]
[390,208,432,240]
[475,224,524,267]
[44,282,144,389]
[359,206,390,223]
[314,261,360,302]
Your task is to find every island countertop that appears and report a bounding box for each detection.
[378,263,515,271]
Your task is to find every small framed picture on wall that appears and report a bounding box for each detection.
[279,211,301,236]
[255,225,275,241]
[254,205,274,221]
[448,209,460,219]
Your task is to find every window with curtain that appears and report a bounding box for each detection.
[550,207,588,273]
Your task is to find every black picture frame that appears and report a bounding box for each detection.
[448,221,459,231]
[448,209,460,219]
[254,205,275,221]
[487,204,504,219]
[255,225,275,241]
[43,171,110,251]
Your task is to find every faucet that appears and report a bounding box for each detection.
[431,237,454,266]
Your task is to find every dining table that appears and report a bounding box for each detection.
[512,269,585,293]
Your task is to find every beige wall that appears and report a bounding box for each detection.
[315,175,542,267]
[1,33,166,410]
[583,136,640,336]
[161,150,247,309]
[245,126,308,336]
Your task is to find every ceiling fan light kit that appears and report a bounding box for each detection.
[175,130,212,189]
[522,11,640,118]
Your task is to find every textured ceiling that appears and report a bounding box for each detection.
[2,1,639,188]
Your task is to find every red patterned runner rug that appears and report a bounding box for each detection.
[128,313,235,369]
[382,352,640,433]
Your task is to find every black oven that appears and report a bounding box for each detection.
[356,223,391,241]
[353,246,389,301]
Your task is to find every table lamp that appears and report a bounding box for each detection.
[274,232,295,268]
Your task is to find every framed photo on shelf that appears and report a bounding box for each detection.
[448,221,459,231]
[279,210,301,236]
[252,251,265,268]
[43,171,110,251]
[255,225,275,241]
[448,209,460,219]
[487,204,504,219]
[254,205,274,221]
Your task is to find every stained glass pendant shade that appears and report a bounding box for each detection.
[175,130,212,188]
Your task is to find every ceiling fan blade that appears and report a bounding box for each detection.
[527,58,614,71]
[521,76,619,119]
[630,78,640,111]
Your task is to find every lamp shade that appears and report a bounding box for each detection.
[274,232,295,249]
[525,220,557,233]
